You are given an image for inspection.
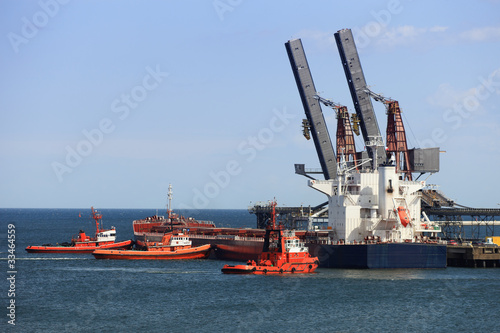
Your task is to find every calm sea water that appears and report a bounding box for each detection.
[1,208,499,332]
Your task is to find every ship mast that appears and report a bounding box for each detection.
[91,206,102,236]
[270,200,277,230]
[167,184,173,219]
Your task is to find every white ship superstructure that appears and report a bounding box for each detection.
[310,162,441,244]
[95,228,117,243]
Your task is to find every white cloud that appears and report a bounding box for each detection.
[426,83,478,109]
[428,68,500,111]
[348,23,500,53]
[374,25,448,48]
[460,26,500,42]
[429,26,449,33]
[294,25,500,53]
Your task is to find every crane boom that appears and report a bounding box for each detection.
[335,29,385,170]
[313,95,344,111]
[285,39,337,180]
[364,87,391,103]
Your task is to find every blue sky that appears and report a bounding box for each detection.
[1,0,500,209]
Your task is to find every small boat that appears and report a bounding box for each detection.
[26,207,134,254]
[92,231,212,260]
[221,201,319,274]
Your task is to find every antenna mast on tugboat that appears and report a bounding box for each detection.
[91,206,102,235]
[270,199,277,230]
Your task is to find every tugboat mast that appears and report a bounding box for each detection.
[91,206,102,235]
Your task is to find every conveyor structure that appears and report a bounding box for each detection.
[334,29,385,170]
[285,39,337,180]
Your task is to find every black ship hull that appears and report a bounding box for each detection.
[308,243,447,269]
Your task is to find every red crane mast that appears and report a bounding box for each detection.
[314,95,358,169]
[364,88,412,180]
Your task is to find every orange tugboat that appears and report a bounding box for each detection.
[92,231,211,260]
[26,207,133,254]
[221,201,319,274]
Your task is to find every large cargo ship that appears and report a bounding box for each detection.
[134,28,448,268]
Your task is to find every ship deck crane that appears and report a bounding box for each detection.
[313,94,358,169]
[285,39,337,180]
[364,87,412,181]
[335,29,385,171]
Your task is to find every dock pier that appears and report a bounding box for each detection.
[447,245,500,268]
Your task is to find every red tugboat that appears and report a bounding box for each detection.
[25,207,134,254]
[221,201,319,275]
[92,231,211,260]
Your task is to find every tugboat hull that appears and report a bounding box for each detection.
[222,262,318,274]
[25,240,134,254]
[92,244,212,260]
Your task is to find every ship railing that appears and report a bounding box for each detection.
[400,180,422,186]
[305,236,331,245]
[188,234,265,242]
[312,180,331,185]
[194,220,216,226]
[235,235,264,242]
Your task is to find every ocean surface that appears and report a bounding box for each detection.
[1,208,499,332]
